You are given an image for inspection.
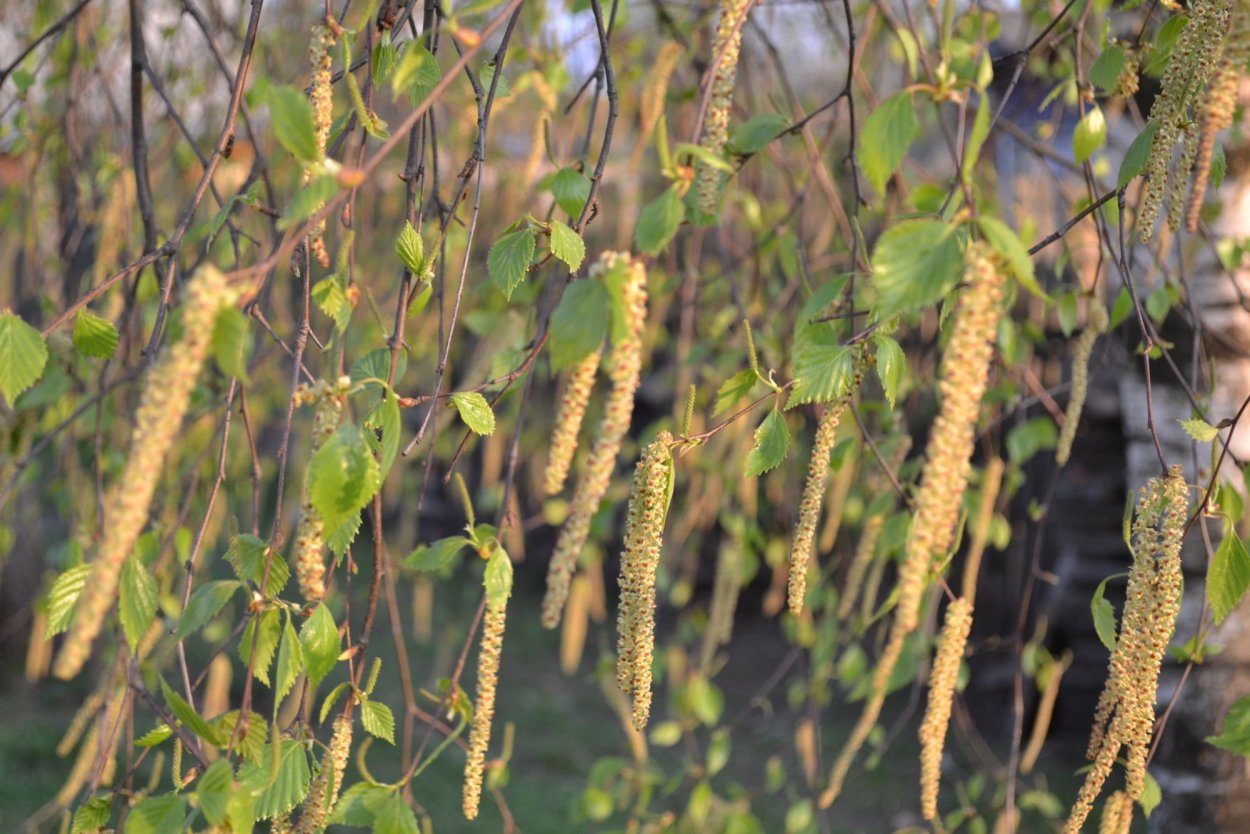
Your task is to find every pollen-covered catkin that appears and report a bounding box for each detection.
[305,23,335,268]
[1056,300,1107,467]
[1186,7,1250,230]
[616,432,673,731]
[919,597,974,822]
[545,350,601,495]
[293,384,346,602]
[294,713,353,834]
[464,600,507,819]
[53,267,242,680]
[543,254,648,628]
[1098,791,1134,834]
[694,0,751,215]
[820,244,1004,809]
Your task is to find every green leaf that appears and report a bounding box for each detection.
[212,306,251,383]
[1145,15,1188,77]
[548,279,610,369]
[858,91,918,195]
[135,724,173,747]
[227,534,288,598]
[373,792,419,834]
[1073,106,1107,164]
[0,312,49,404]
[46,563,91,637]
[634,184,685,256]
[71,796,111,833]
[325,511,363,558]
[1090,43,1126,91]
[403,536,471,571]
[551,167,591,217]
[1118,123,1157,189]
[873,334,906,409]
[300,603,340,690]
[1180,416,1220,443]
[119,556,158,648]
[240,739,313,819]
[162,679,225,747]
[392,43,442,105]
[72,311,119,358]
[320,683,350,725]
[372,31,398,84]
[450,391,496,435]
[485,548,513,608]
[1006,416,1057,464]
[361,699,396,744]
[197,759,234,825]
[488,227,537,299]
[375,386,401,479]
[241,608,282,687]
[745,410,790,477]
[275,614,305,706]
[1207,695,1250,757]
[715,369,760,416]
[1057,291,1078,337]
[729,112,789,154]
[125,793,186,834]
[1091,577,1118,653]
[175,580,243,641]
[1211,142,1227,189]
[871,219,963,318]
[978,216,1045,300]
[350,347,407,387]
[1208,529,1250,625]
[330,782,394,826]
[267,85,320,163]
[548,220,586,272]
[312,278,352,333]
[309,424,383,533]
[211,711,268,763]
[279,174,338,230]
[395,220,425,275]
[788,343,854,409]
[1139,770,1161,818]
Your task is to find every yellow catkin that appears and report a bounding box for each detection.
[838,436,910,621]
[561,573,592,675]
[615,432,673,731]
[293,383,346,603]
[962,456,1005,604]
[543,254,648,628]
[1099,791,1134,834]
[919,597,974,821]
[305,23,335,269]
[1167,125,1200,232]
[294,713,353,834]
[203,654,233,721]
[1056,301,1107,467]
[694,0,751,215]
[821,245,1004,809]
[1020,653,1069,774]
[1064,466,1188,833]
[818,440,859,554]
[641,42,685,141]
[412,577,433,643]
[544,350,601,496]
[1186,8,1250,231]
[25,607,52,682]
[56,687,127,807]
[701,537,744,669]
[1112,46,1141,98]
[464,601,507,820]
[53,267,241,680]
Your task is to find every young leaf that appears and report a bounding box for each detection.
[551,167,591,217]
[1089,43,1127,91]
[240,739,313,820]
[175,580,243,641]
[548,279,610,369]
[1206,695,1250,757]
[745,410,790,477]
[485,548,513,608]
[274,614,305,705]
[212,306,251,383]
[329,783,394,826]
[162,679,225,747]
[873,334,906,409]
[1208,529,1250,625]
[197,759,234,826]
[715,369,760,416]
[373,791,420,834]
[312,278,352,333]
[788,343,855,409]
[300,603,340,689]
[729,112,788,155]
[72,310,119,358]
[125,793,186,834]
[978,216,1045,300]
[278,174,338,230]
[376,386,401,479]
[392,43,442,105]
[488,227,537,299]
[267,85,320,163]
[1139,771,1162,818]
[240,608,282,687]
[71,796,112,833]
[1073,106,1107,164]
[634,184,685,256]
[227,534,288,598]
[1179,416,1220,443]
[45,563,91,637]
[395,220,425,275]
[450,391,496,435]
[1090,577,1118,653]
[548,220,586,272]
[871,219,963,318]
[119,556,158,648]
[361,699,396,744]
[1118,123,1157,188]
[403,536,471,571]
[858,91,918,195]
[0,312,49,404]
[309,424,383,533]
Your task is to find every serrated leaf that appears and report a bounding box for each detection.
[197,759,234,825]
[72,311,119,358]
[212,306,251,383]
[858,91,918,195]
[45,563,91,637]
[275,614,304,705]
[1091,577,1118,653]
[978,215,1045,300]
[548,279,610,369]
[634,184,684,256]
[135,724,173,747]
[1118,123,1157,189]
[300,603,339,690]
[715,369,759,416]
[1139,771,1161,817]
[450,391,495,435]
[176,580,243,641]
[312,278,352,333]
[240,739,312,819]
[1211,142,1227,189]
[395,221,425,275]
[360,699,396,744]
[227,534,288,598]
[1090,43,1127,91]
[729,112,789,154]
[403,536,470,571]
[373,791,419,833]
[1073,106,1107,164]
[746,410,790,477]
[873,335,906,409]
[375,386,401,479]
[787,343,854,409]
[1180,416,1220,443]
[551,167,591,217]
[71,796,111,833]
[1206,695,1250,757]
[0,312,49,404]
[241,608,282,687]
[488,228,537,299]
[548,220,586,272]
[871,219,963,318]
[485,549,513,608]
[330,782,394,826]
[211,711,268,763]
[267,85,320,163]
[1208,530,1250,625]
[391,43,441,105]
[325,511,362,558]
[119,556,158,648]
[320,683,350,725]
[278,174,338,230]
[162,679,225,747]
[125,793,186,834]
[309,424,383,533]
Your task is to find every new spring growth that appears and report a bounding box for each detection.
[616,431,674,731]
[1098,791,1134,834]
[919,596,974,822]
[820,244,1005,809]
[294,713,353,834]
[1064,466,1188,833]
[464,600,507,820]
[305,22,336,268]
[694,0,752,215]
[53,266,243,680]
[1187,4,1250,231]
[293,378,348,602]
[544,349,602,496]
[543,253,648,628]
[1056,299,1108,467]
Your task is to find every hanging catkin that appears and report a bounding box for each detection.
[305,23,335,269]
[1056,300,1107,467]
[820,244,1005,809]
[53,267,242,680]
[919,596,974,822]
[464,600,507,819]
[293,382,346,602]
[837,435,910,621]
[294,713,353,834]
[543,254,648,628]
[694,0,751,215]
[544,349,601,496]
